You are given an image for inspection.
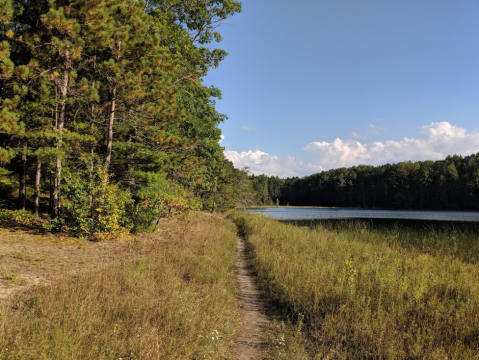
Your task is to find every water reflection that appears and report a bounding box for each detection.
[246,207,479,222]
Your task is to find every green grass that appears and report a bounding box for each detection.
[230,211,479,359]
[288,218,479,263]
[0,214,240,359]
[4,273,19,281]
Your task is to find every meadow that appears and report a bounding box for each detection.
[287,218,479,263]
[229,211,479,359]
[0,214,239,359]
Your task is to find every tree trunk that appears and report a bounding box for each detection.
[211,198,216,213]
[49,168,53,212]
[89,157,94,208]
[127,163,134,186]
[105,41,121,168]
[105,85,116,166]
[18,143,27,211]
[34,159,41,217]
[52,69,69,219]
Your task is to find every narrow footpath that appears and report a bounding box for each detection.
[233,237,270,360]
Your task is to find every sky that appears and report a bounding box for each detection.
[203,0,479,178]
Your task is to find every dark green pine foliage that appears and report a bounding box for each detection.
[0,0,24,172]
[252,153,479,210]
[0,0,32,209]
[0,0,245,237]
[142,0,242,204]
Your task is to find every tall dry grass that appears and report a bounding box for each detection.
[230,211,479,359]
[0,214,239,359]
[289,219,479,263]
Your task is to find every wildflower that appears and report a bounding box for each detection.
[210,330,219,341]
[275,334,285,347]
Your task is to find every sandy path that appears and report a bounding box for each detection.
[233,237,270,360]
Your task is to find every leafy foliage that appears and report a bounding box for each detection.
[131,171,201,232]
[62,165,133,240]
[0,0,243,237]
[0,209,35,225]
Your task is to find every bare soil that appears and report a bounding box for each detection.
[233,237,270,360]
[0,227,138,301]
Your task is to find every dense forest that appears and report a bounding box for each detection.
[250,153,479,210]
[0,0,256,238]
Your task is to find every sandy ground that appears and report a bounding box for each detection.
[0,227,135,301]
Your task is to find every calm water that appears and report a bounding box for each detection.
[246,207,479,222]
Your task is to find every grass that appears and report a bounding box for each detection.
[263,318,310,360]
[229,211,479,359]
[4,274,19,282]
[0,213,240,359]
[286,219,479,264]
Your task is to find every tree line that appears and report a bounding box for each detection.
[250,153,479,210]
[0,0,250,238]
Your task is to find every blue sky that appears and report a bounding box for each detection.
[204,0,479,177]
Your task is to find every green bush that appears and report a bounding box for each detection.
[0,209,35,226]
[63,165,133,240]
[41,218,64,233]
[130,172,201,232]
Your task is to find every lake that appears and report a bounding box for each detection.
[246,207,479,222]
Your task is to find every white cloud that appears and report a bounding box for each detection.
[219,134,224,143]
[304,122,479,168]
[304,138,369,168]
[224,149,323,177]
[238,125,259,132]
[351,132,366,140]
[224,122,479,177]
[368,123,385,134]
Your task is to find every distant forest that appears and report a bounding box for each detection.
[250,153,479,210]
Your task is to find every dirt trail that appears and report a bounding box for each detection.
[233,237,270,360]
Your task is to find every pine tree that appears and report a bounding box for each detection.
[1,0,245,232]
[0,0,29,208]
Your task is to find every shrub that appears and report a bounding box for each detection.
[130,172,201,232]
[62,165,133,240]
[0,209,35,226]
